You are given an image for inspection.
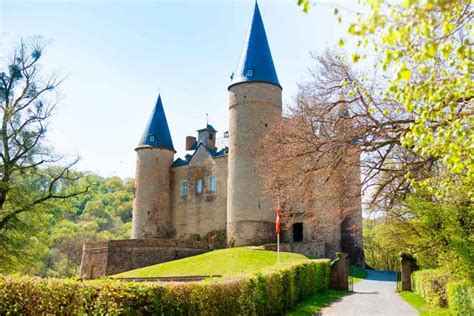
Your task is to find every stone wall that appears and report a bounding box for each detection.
[264,241,325,258]
[79,239,210,279]
[171,147,228,239]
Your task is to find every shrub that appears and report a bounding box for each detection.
[447,280,473,316]
[411,269,449,307]
[0,259,331,315]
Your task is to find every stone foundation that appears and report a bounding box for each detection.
[264,241,325,258]
[79,239,210,279]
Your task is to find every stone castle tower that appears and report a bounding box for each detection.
[227,3,282,246]
[131,95,175,239]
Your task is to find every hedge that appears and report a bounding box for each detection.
[411,269,473,315]
[411,269,449,307]
[0,259,331,315]
[447,280,474,316]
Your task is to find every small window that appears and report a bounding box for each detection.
[224,131,229,138]
[246,69,253,76]
[196,179,203,194]
[209,176,216,192]
[209,133,214,140]
[149,135,155,142]
[293,223,303,242]
[180,180,188,197]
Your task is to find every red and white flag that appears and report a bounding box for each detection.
[276,207,281,235]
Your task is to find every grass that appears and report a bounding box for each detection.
[350,266,368,283]
[399,291,451,316]
[112,247,311,278]
[286,290,348,315]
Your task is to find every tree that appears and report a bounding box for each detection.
[259,51,433,216]
[0,39,86,271]
[298,0,473,201]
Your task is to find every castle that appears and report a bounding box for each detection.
[80,3,363,279]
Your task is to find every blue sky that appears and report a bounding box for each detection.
[1,0,358,178]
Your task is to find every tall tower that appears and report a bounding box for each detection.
[131,95,175,239]
[227,3,282,246]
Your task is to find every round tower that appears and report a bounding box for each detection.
[227,3,282,246]
[131,95,175,239]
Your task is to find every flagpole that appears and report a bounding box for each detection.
[277,199,281,264]
[277,232,280,264]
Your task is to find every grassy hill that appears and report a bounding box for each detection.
[112,247,310,278]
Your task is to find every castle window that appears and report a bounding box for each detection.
[180,180,188,197]
[209,176,216,192]
[196,179,203,194]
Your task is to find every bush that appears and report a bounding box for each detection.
[447,280,473,316]
[0,259,331,315]
[411,269,449,307]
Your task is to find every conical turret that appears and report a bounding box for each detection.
[132,94,175,239]
[229,2,280,89]
[137,95,175,152]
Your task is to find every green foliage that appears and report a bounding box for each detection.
[343,1,473,197]
[411,269,450,307]
[409,269,473,314]
[0,173,134,277]
[362,191,473,279]
[0,259,331,315]
[43,174,134,277]
[447,280,474,316]
[113,248,311,278]
[363,219,400,271]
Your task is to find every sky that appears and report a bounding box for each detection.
[1,0,360,178]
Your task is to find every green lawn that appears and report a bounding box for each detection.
[286,290,348,315]
[350,266,368,283]
[112,248,311,278]
[399,291,451,316]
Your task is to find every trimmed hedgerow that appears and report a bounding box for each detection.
[0,259,330,315]
[411,269,449,307]
[447,280,474,316]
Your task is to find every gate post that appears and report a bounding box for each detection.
[400,252,418,291]
[330,252,349,290]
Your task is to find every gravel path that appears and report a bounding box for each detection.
[320,270,418,316]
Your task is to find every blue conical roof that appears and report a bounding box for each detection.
[229,2,281,90]
[137,95,175,151]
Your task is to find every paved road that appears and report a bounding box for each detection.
[320,270,417,316]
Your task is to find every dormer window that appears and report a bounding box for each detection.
[246,69,253,77]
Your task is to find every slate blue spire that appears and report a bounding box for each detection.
[137,95,175,151]
[229,2,281,90]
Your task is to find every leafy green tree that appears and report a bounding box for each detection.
[0,39,87,271]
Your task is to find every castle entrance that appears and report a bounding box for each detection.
[292,223,303,242]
